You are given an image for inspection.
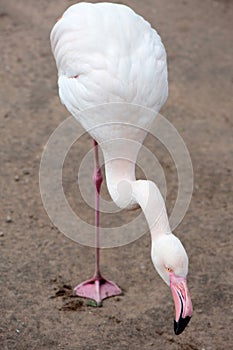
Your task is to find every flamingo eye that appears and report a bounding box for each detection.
[166,267,173,273]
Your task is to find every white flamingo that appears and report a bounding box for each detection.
[50,2,193,335]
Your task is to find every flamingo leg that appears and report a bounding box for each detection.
[73,140,122,306]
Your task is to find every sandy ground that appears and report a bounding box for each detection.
[0,0,233,349]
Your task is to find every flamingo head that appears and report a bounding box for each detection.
[151,233,193,335]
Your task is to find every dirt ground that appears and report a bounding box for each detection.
[1,0,233,349]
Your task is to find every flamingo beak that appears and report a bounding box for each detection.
[170,274,193,335]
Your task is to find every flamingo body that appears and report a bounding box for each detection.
[51,2,168,113]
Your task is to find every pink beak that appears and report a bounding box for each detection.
[170,273,193,335]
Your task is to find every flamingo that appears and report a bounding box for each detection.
[50,2,193,335]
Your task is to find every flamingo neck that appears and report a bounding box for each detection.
[132,180,171,239]
[105,159,171,240]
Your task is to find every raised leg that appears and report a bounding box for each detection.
[74,140,122,306]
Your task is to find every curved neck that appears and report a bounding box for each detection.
[105,159,171,239]
[131,180,171,238]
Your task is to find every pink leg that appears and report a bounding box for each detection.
[74,140,122,306]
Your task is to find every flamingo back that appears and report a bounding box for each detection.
[50,2,168,116]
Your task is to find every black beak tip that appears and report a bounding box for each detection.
[174,316,191,335]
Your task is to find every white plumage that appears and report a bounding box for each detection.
[50,2,168,113]
[50,2,192,335]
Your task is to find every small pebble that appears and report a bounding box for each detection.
[16,329,20,334]
[14,175,20,181]
[196,309,203,313]
[6,216,12,223]
[0,231,4,237]
[140,263,145,270]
